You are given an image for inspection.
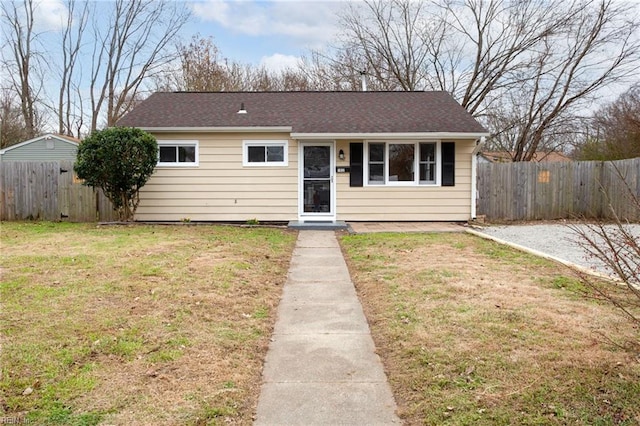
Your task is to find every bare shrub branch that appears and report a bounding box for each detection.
[569,161,640,344]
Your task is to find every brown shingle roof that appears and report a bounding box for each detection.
[117,91,488,135]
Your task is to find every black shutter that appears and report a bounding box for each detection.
[441,142,455,186]
[350,143,363,187]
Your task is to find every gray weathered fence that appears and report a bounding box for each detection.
[0,160,117,222]
[477,158,640,221]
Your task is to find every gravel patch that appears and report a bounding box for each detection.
[475,223,640,277]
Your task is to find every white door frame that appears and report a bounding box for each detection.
[298,141,336,222]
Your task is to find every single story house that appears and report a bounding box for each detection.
[116,91,489,223]
[0,134,80,162]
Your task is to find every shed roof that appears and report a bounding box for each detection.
[116,91,488,136]
[0,133,79,155]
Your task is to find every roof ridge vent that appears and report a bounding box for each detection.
[237,102,247,114]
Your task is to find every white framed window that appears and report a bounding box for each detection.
[365,141,440,186]
[157,140,199,167]
[419,143,437,184]
[243,140,288,167]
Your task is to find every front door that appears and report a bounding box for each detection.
[299,142,335,221]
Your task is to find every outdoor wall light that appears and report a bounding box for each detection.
[338,149,345,160]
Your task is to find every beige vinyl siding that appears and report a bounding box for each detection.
[136,133,476,222]
[334,139,475,221]
[135,133,298,222]
[1,139,78,161]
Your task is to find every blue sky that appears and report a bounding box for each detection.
[22,0,350,71]
[0,0,353,132]
[184,0,350,71]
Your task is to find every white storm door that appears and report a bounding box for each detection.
[299,142,335,221]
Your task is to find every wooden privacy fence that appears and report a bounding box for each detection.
[0,160,117,222]
[477,158,640,221]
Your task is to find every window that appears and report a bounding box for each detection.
[157,140,198,167]
[389,143,415,182]
[366,141,439,185]
[368,143,385,184]
[243,140,288,166]
[419,143,436,184]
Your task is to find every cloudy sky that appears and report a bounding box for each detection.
[185,0,350,71]
[26,0,351,72]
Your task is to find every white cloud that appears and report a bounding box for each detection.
[191,0,348,48]
[35,0,69,31]
[260,53,302,73]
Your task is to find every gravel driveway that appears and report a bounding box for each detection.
[475,223,640,277]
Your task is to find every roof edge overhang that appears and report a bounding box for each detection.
[291,132,491,140]
[136,126,293,133]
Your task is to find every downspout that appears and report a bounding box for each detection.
[470,136,486,220]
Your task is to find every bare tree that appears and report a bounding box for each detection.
[179,36,236,91]
[1,0,44,139]
[152,35,319,93]
[152,35,251,92]
[578,84,640,160]
[300,48,392,91]
[337,0,429,91]
[335,0,640,160]
[57,0,88,138]
[336,0,567,104]
[491,1,640,161]
[88,0,190,131]
[432,0,574,117]
[248,65,316,91]
[0,88,31,148]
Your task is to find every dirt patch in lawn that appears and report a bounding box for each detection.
[340,232,640,425]
[0,222,297,425]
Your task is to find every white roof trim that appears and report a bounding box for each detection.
[139,126,293,133]
[135,128,490,139]
[0,133,79,155]
[291,132,491,140]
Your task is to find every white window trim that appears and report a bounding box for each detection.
[418,142,440,185]
[243,140,289,167]
[366,142,386,186]
[157,140,199,167]
[364,140,441,187]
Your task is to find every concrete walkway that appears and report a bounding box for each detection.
[254,231,400,425]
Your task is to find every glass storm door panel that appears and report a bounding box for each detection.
[303,145,332,214]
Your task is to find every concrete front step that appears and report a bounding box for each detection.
[287,220,350,231]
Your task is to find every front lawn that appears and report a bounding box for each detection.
[340,232,640,425]
[0,222,296,425]
[4,224,638,425]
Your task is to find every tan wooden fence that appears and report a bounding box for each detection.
[477,158,640,221]
[0,160,117,222]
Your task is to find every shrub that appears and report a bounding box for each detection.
[75,127,158,221]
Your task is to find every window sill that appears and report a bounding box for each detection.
[156,163,199,168]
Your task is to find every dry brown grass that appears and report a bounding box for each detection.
[0,222,296,425]
[340,232,640,425]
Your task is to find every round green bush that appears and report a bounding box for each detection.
[75,127,158,221]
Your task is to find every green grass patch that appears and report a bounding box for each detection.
[340,231,640,425]
[1,222,296,424]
